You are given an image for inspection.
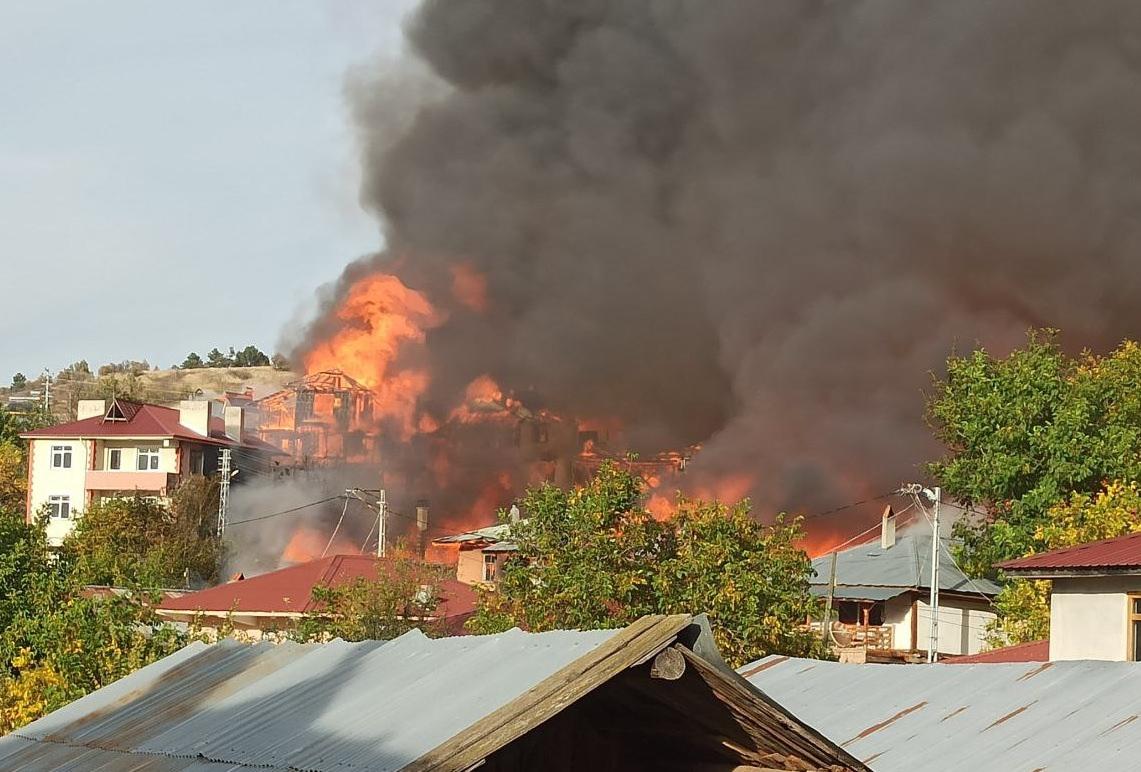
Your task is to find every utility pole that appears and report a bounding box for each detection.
[42,371,51,416]
[822,550,838,647]
[898,483,942,663]
[377,489,387,558]
[928,486,941,663]
[217,448,231,536]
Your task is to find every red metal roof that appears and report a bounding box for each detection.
[158,554,478,621]
[22,400,279,453]
[943,639,1048,664]
[997,531,1141,572]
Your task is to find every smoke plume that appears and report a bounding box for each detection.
[300,1,1141,519]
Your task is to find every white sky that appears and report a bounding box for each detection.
[0,1,419,379]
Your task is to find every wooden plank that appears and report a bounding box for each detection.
[405,613,693,772]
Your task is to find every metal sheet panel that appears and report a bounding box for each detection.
[809,534,1001,596]
[741,655,1141,771]
[808,585,906,602]
[1,627,618,772]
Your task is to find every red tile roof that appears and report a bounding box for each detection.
[158,554,478,621]
[943,639,1049,664]
[997,531,1141,573]
[22,400,279,453]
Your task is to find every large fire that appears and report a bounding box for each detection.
[279,267,864,562]
[303,273,441,440]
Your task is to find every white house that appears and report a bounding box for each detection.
[21,398,280,545]
[998,531,1141,661]
[811,507,999,660]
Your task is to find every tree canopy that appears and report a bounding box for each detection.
[64,477,225,588]
[927,331,1141,577]
[0,511,187,732]
[188,345,272,369]
[467,462,827,667]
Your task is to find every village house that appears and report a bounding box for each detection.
[20,397,280,545]
[156,554,478,638]
[810,506,999,661]
[997,531,1141,661]
[430,522,518,585]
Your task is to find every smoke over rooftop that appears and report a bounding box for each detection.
[296,1,1141,519]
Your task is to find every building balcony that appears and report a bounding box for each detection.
[85,470,179,492]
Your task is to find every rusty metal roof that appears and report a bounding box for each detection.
[740,654,1141,770]
[0,628,618,771]
[998,531,1141,574]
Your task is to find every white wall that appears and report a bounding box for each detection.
[884,593,914,650]
[1050,576,1141,661]
[913,597,994,656]
[28,438,89,545]
[93,439,177,472]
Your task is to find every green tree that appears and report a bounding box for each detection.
[988,480,1141,645]
[928,330,1141,577]
[294,551,446,641]
[232,345,271,367]
[180,352,204,369]
[10,372,26,390]
[205,348,232,368]
[0,511,188,732]
[467,462,827,667]
[65,477,224,588]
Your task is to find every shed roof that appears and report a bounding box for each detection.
[943,639,1048,664]
[998,531,1141,575]
[810,533,1000,597]
[158,554,477,620]
[0,616,865,771]
[740,654,1141,771]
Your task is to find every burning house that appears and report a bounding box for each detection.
[255,370,377,465]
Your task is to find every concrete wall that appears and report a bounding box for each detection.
[1050,576,1141,661]
[883,593,914,650]
[28,438,90,545]
[92,439,177,473]
[456,549,486,585]
[913,597,994,655]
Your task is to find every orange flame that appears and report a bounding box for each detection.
[281,527,358,564]
[303,273,442,439]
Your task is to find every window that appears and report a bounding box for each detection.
[51,445,72,469]
[137,447,160,471]
[47,495,70,519]
[107,448,121,470]
[189,449,204,475]
[483,553,498,582]
[1130,596,1141,662]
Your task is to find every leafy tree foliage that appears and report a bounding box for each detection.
[0,407,49,513]
[64,477,224,588]
[10,372,26,390]
[467,462,827,667]
[232,345,270,367]
[988,480,1141,645]
[928,331,1141,577]
[180,352,205,369]
[0,511,187,732]
[294,552,447,642]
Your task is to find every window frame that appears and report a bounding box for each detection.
[482,553,498,582]
[1128,594,1141,662]
[47,494,71,519]
[136,447,161,471]
[107,448,122,470]
[50,445,72,469]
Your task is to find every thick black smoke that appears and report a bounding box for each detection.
[305,1,1141,517]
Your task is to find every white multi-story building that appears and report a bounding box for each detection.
[22,398,280,545]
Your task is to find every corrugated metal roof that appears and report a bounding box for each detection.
[808,585,906,602]
[433,522,515,544]
[0,627,618,771]
[157,554,477,619]
[740,655,1141,771]
[999,531,1141,573]
[944,639,1049,664]
[810,533,1001,596]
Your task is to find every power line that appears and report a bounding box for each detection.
[803,491,897,520]
[812,503,917,556]
[225,495,344,527]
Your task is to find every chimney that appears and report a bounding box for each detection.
[416,501,429,557]
[880,505,897,550]
[178,400,210,437]
[224,405,244,442]
[77,399,106,421]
